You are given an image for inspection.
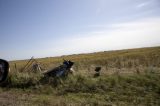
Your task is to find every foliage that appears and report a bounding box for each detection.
[1,46,160,106]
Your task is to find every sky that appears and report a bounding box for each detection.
[0,0,160,60]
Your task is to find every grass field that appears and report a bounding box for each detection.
[0,46,160,106]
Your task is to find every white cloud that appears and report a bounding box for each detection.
[7,18,160,61]
[136,1,151,8]
[22,17,160,60]
[55,17,160,55]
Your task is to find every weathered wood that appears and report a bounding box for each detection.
[21,57,34,71]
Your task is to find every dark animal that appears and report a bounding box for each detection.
[43,60,74,77]
[95,67,101,72]
[94,67,101,77]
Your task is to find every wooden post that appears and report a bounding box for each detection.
[14,63,17,71]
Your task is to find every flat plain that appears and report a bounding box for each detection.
[0,46,160,106]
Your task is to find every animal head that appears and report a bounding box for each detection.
[63,60,74,69]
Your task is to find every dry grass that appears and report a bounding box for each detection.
[1,73,160,106]
[0,46,160,106]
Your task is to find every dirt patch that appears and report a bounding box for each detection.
[0,91,33,106]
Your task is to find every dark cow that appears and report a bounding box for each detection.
[43,60,74,77]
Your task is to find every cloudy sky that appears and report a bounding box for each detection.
[0,0,160,60]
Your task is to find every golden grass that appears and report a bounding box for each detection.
[9,46,160,75]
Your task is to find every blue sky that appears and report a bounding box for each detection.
[0,0,160,60]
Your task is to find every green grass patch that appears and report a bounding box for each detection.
[1,72,160,106]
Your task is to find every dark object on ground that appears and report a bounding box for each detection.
[0,59,9,83]
[94,67,101,77]
[95,67,101,72]
[43,60,74,77]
